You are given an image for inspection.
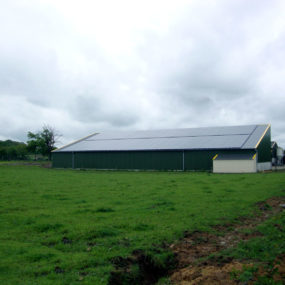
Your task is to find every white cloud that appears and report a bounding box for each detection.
[0,0,285,147]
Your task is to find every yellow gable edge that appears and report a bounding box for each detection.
[52,132,98,152]
[254,124,271,149]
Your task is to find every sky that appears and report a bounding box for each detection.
[0,0,285,147]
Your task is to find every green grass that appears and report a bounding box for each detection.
[222,212,285,284]
[231,213,285,262]
[0,165,284,284]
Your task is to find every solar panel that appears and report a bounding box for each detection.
[85,125,256,141]
[60,134,247,152]
[55,124,269,152]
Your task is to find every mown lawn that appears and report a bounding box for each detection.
[0,165,284,284]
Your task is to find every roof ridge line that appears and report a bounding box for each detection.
[86,133,251,142]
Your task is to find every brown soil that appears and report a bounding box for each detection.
[170,196,285,285]
[171,256,285,285]
[171,261,246,285]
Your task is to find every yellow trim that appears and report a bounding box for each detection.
[255,124,271,149]
[52,132,98,152]
[252,154,256,160]
[213,154,218,160]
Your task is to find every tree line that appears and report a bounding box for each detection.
[0,125,59,161]
[0,140,28,160]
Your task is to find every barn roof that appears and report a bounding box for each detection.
[54,124,270,152]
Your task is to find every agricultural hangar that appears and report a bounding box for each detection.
[52,124,271,173]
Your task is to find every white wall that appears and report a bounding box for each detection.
[213,159,257,173]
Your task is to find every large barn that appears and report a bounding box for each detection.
[52,124,272,173]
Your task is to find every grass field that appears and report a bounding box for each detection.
[0,165,284,284]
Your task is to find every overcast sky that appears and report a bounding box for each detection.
[1,0,285,147]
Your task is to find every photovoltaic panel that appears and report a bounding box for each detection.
[86,125,256,141]
[55,124,269,152]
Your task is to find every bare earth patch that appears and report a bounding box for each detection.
[171,261,246,285]
[170,196,285,285]
[171,256,285,285]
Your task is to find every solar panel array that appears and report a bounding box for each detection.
[56,124,269,152]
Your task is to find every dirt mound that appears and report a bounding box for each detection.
[171,255,285,285]
[170,196,285,284]
[171,261,245,285]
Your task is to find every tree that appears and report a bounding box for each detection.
[16,144,28,160]
[27,134,41,160]
[0,147,7,160]
[27,125,61,160]
[7,147,17,160]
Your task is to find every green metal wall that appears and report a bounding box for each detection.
[257,126,271,163]
[52,152,72,168]
[53,151,182,170]
[52,149,255,171]
[184,150,216,171]
[184,149,255,171]
[74,151,182,170]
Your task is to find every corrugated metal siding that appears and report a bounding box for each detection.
[184,150,255,171]
[52,152,72,168]
[52,149,256,171]
[257,126,271,163]
[74,151,183,170]
[184,150,216,170]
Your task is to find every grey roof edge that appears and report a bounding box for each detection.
[54,146,255,153]
[241,124,270,149]
[254,124,271,148]
[53,132,99,152]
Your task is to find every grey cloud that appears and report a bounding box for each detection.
[0,49,61,106]
[71,95,139,128]
[0,0,285,147]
